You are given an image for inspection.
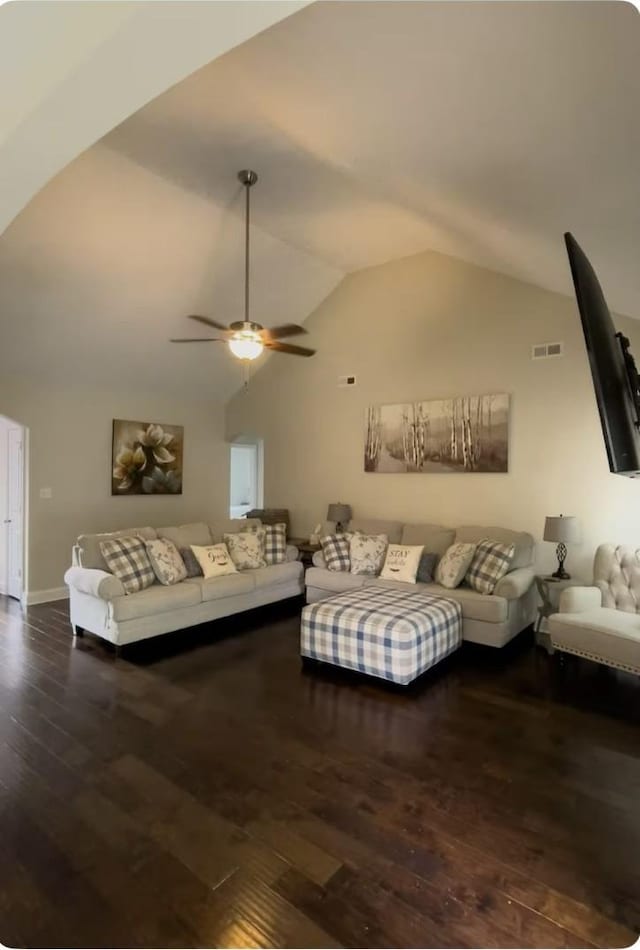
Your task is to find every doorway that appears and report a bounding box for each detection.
[229,441,263,518]
[0,416,26,601]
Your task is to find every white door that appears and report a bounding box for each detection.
[6,427,24,600]
[229,443,259,518]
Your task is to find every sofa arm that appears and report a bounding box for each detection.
[559,586,602,613]
[285,545,299,563]
[64,566,125,600]
[312,550,326,568]
[493,567,534,600]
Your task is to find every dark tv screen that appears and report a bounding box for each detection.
[564,232,640,477]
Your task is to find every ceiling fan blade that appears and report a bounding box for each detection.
[265,341,316,357]
[170,337,225,343]
[187,314,230,332]
[261,323,307,341]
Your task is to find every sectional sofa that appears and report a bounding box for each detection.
[64,519,304,648]
[306,518,536,647]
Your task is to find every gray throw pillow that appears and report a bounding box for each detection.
[417,551,438,584]
[180,546,203,578]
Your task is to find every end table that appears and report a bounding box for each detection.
[534,575,581,652]
[289,537,321,567]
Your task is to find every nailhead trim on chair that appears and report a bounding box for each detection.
[551,640,640,676]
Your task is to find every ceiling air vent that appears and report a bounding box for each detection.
[338,375,357,388]
[532,342,564,360]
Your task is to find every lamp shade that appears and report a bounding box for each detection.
[327,503,352,525]
[543,515,580,544]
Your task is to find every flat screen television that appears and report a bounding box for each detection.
[564,232,640,477]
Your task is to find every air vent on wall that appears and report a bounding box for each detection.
[532,341,564,360]
[338,375,357,387]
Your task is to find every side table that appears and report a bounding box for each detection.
[289,537,321,567]
[534,575,581,652]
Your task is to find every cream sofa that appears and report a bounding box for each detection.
[64,519,304,648]
[305,518,536,648]
[549,544,640,674]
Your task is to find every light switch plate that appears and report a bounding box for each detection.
[39,487,52,499]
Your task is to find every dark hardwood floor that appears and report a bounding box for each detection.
[0,594,639,949]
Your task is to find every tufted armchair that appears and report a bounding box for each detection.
[548,544,640,674]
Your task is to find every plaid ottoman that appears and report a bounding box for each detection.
[301,585,462,686]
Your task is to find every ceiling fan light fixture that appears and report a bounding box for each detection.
[228,329,263,361]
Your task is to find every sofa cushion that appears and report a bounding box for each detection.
[209,518,261,543]
[250,561,303,590]
[350,518,403,544]
[373,579,508,623]
[110,579,201,622]
[179,546,203,578]
[466,539,515,595]
[380,544,423,583]
[157,522,212,549]
[435,543,477,589]
[320,534,352,572]
[416,551,438,584]
[349,533,388,576]
[549,607,640,672]
[77,526,157,571]
[305,566,373,594]
[455,526,534,570]
[264,523,288,565]
[400,524,456,556]
[195,572,255,603]
[191,543,238,579]
[144,538,188,586]
[99,537,156,594]
[224,530,267,570]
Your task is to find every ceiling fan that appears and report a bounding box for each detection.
[170,169,315,361]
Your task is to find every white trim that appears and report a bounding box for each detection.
[23,586,69,606]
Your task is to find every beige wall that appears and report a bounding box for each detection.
[227,248,640,580]
[0,376,228,597]
[0,1,308,234]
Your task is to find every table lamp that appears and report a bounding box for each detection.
[327,503,352,534]
[543,515,580,579]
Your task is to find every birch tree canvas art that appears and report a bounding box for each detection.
[365,394,509,473]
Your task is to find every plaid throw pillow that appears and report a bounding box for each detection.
[99,536,155,594]
[466,538,515,595]
[264,523,287,565]
[320,533,352,572]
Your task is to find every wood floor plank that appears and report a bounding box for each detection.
[0,595,639,948]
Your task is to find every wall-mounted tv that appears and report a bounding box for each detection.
[564,232,640,477]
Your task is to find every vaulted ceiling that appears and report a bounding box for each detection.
[2,1,639,400]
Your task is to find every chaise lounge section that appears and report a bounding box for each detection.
[549,543,640,674]
[305,518,536,647]
[64,519,304,648]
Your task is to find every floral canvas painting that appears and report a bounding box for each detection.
[112,420,183,495]
[365,393,509,474]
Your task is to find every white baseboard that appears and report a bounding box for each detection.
[24,586,69,606]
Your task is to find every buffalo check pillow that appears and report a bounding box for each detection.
[264,523,287,565]
[99,536,155,594]
[466,538,515,594]
[320,533,352,572]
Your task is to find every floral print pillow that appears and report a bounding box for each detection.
[435,542,477,589]
[223,529,267,571]
[143,538,187,586]
[349,533,389,576]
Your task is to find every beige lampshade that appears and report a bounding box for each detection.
[543,515,580,544]
[327,503,352,525]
